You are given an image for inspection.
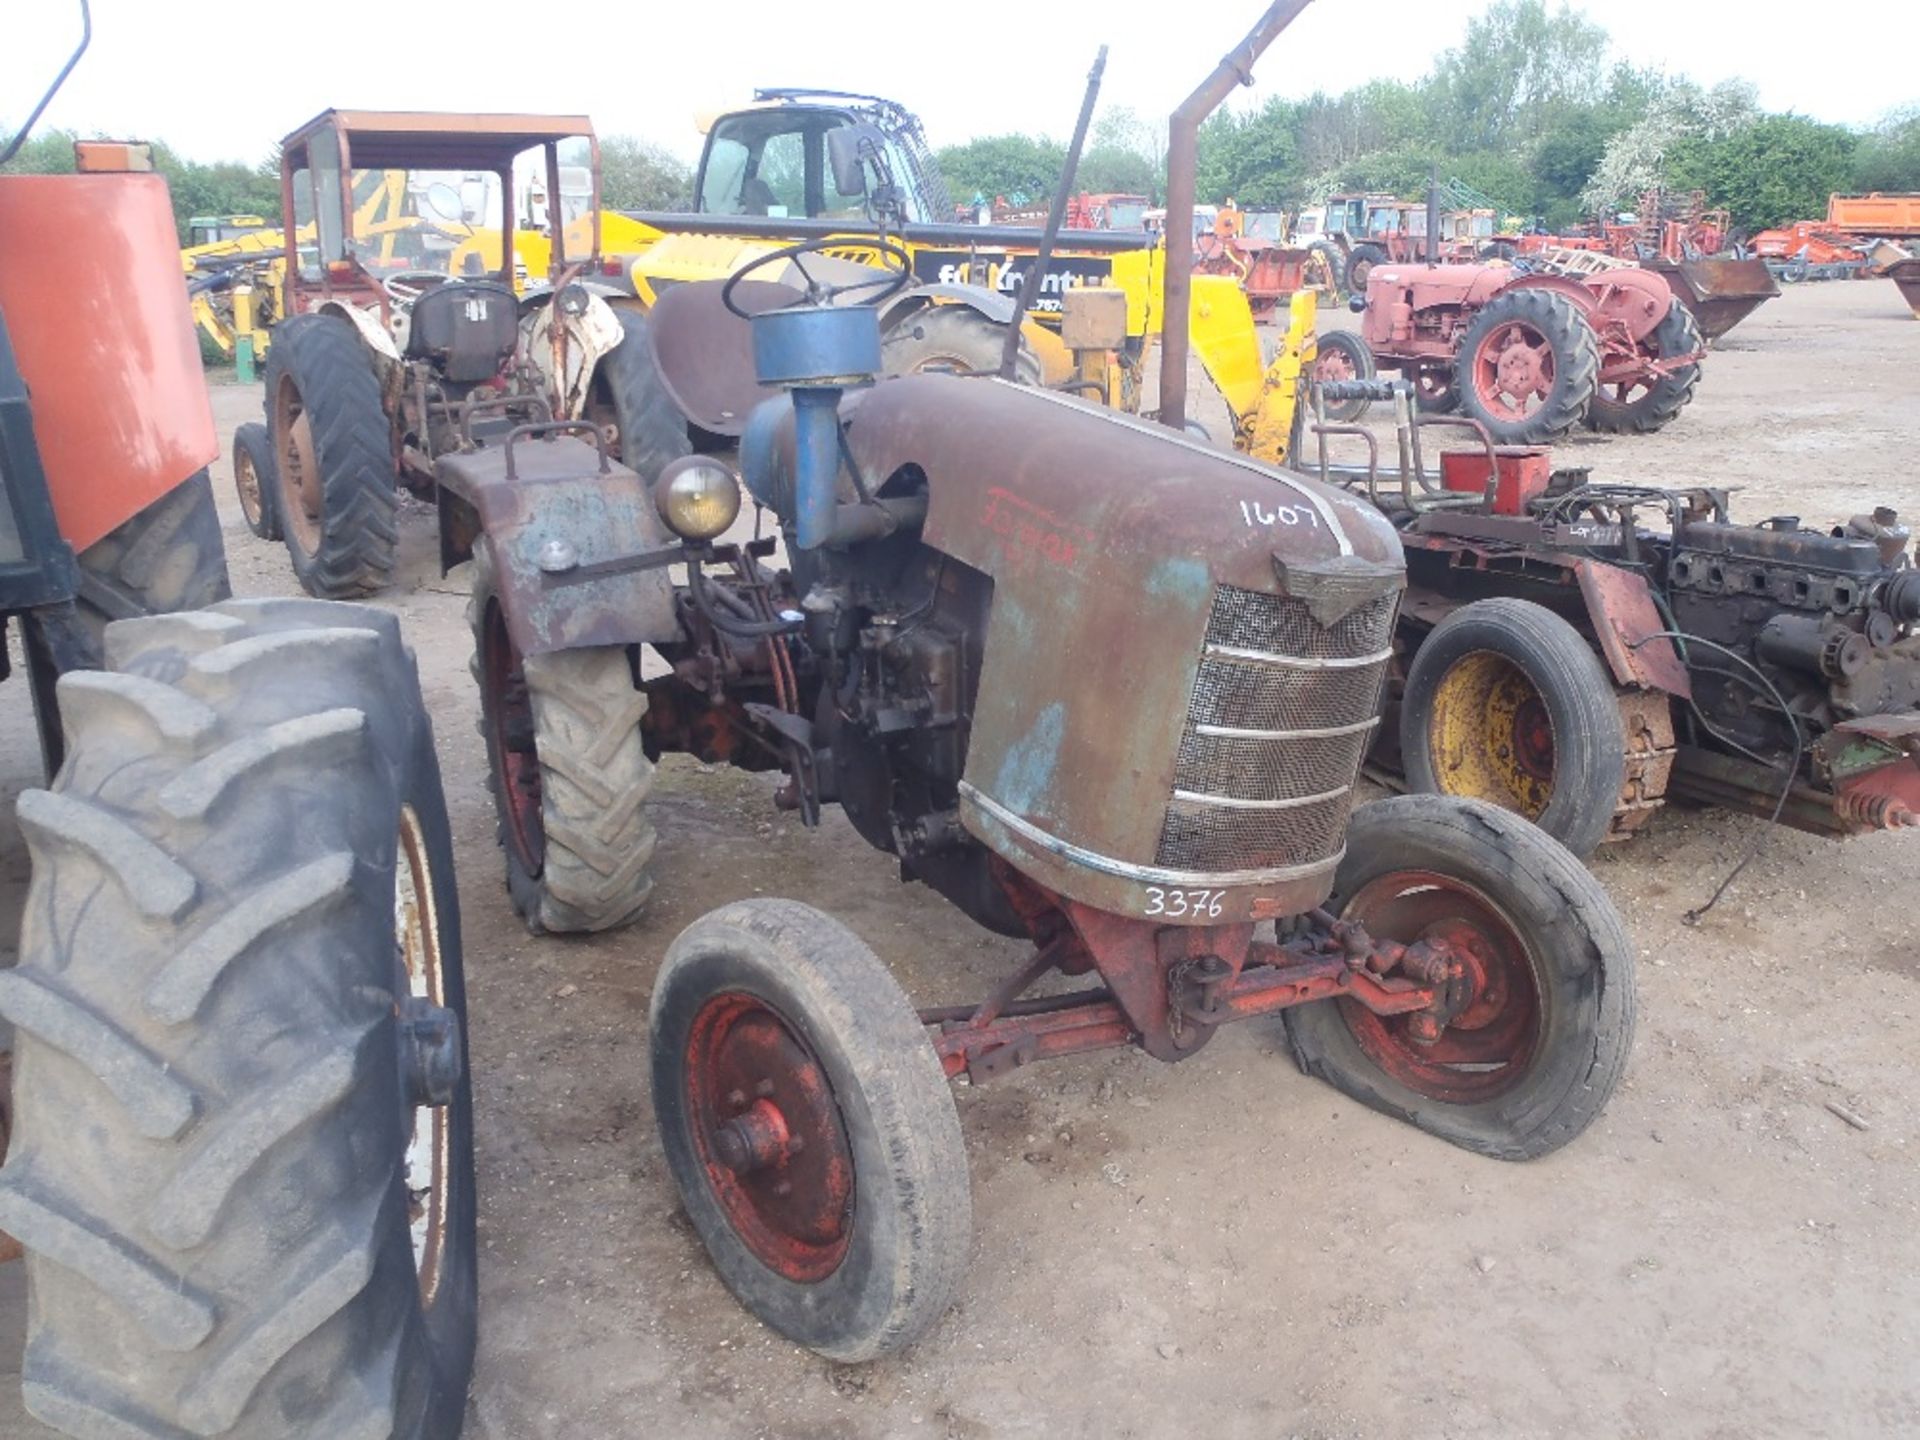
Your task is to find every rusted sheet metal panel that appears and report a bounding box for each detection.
[1891,258,1920,320]
[435,435,680,655]
[839,373,1404,925]
[1573,558,1690,698]
[647,278,796,436]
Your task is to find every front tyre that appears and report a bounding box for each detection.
[1283,795,1635,1160]
[651,899,970,1362]
[1453,287,1599,444]
[1311,330,1376,422]
[0,597,476,1439]
[232,422,282,541]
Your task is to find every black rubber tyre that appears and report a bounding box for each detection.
[590,307,692,485]
[1477,241,1519,263]
[0,597,476,1438]
[651,899,970,1362]
[1343,241,1391,294]
[72,469,232,659]
[264,313,397,598]
[1452,286,1600,445]
[1311,330,1376,422]
[468,542,657,933]
[231,422,281,540]
[1400,597,1626,859]
[1413,369,1461,414]
[880,303,1043,385]
[1304,240,1345,297]
[1585,299,1703,435]
[1284,795,1636,1160]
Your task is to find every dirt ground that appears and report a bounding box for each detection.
[2,280,1917,1439]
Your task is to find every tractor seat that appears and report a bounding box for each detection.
[404,279,519,385]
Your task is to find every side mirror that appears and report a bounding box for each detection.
[826,127,868,198]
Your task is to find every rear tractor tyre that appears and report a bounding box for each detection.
[651,899,971,1361]
[1413,369,1460,414]
[1399,597,1626,859]
[264,312,398,598]
[469,543,657,934]
[880,304,1043,386]
[1310,330,1376,422]
[232,421,281,540]
[1453,287,1599,445]
[588,307,693,486]
[1304,240,1345,297]
[1283,794,1636,1160]
[72,468,232,657]
[1585,300,1703,435]
[0,597,477,1438]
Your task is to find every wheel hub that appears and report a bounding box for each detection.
[686,994,855,1282]
[1476,323,1553,417]
[1429,651,1555,818]
[396,805,451,1305]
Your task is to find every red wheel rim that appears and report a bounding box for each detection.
[685,993,856,1282]
[1512,694,1555,782]
[1314,347,1357,384]
[1336,869,1541,1103]
[480,600,544,876]
[1471,320,1556,421]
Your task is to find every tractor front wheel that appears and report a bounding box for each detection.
[588,307,693,485]
[1284,794,1635,1160]
[651,899,970,1361]
[1586,300,1703,435]
[1453,287,1599,444]
[1311,330,1375,422]
[264,313,397,598]
[232,422,282,540]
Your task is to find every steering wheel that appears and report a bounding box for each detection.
[720,235,913,320]
[383,270,450,305]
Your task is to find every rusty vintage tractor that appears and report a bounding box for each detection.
[1344,258,1706,444]
[0,11,479,1437]
[1297,382,1920,860]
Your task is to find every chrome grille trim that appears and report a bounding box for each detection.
[1194,717,1381,741]
[1171,784,1352,811]
[1202,642,1395,670]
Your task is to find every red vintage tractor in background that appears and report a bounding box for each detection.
[1343,258,1705,444]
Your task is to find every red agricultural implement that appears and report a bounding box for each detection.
[1194,203,1328,317]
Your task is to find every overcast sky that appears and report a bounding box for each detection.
[7,0,1915,168]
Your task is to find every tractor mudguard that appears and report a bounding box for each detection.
[318,298,400,363]
[519,289,625,420]
[434,431,682,657]
[1571,557,1690,697]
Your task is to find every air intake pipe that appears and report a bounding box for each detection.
[747,305,882,550]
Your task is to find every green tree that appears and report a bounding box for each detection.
[1195,98,1302,208]
[599,135,691,211]
[1853,109,1920,192]
[1430,0,1609,149]
[935,134,1067,205]
[1668,113,1857,229]
[0,127,79,174]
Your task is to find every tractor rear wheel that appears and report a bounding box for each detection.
[1399,597,1626,858]
[1453,287,1599,444]
[1283,794,1635,1160]
[1342,241,1390,294]
[651,899,970,1362]
[265,313,397,598]
[881,304,1043,385]
[1311,330,1375,422]
[1304,240,1344,296]
[1585,300,1703,435]
[469,543,657,933]
[589,307,692,486]
[70,468,231,659]
[1413,369,1460,414]
[0,597,477,1439]
[232,422,282,540]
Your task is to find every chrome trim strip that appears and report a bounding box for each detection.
[959,783,1342,887]
[1193,716,1382,741]
[1171,785,1351,811]
[1202,643,1394,670]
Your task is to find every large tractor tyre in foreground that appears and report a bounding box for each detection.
[1398,597,1627,859]
[590,307,692,485]
[1284,794,1636,1160]
[1311,330,1376,422]
[232,421,281,541]
[0,597,477,1439]
[1452,287,1600,445]
[469,543,657,933]
[264,313,398,598]
[72,468,232,656]
[651,899,971,1362]
[1585,299,1703,435]
[880,304,1043,385]
[1342,241,1391,294]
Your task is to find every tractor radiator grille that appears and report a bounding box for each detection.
[1155,586,1395,873]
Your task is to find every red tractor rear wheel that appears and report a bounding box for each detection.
[1586,300,1703,435]
[1453,287,1599,444]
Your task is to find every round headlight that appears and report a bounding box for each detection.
[656,456,742,542]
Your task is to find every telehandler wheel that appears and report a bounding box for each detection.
[590,307,692,485]
[880,304,1043,385]
[651,899,970,1362]
[469,543,657,933]
[0,598,477,1440]
[1585,300,1703,435]
[1399,598,1627,859]
[71,468,232,658]
[1453,287,1599,445]
[232,421,281,540]
[1342,241,1390,293]
[1311,330,1375,422]
[264,312,398,598]
[1283,794,1635,1160]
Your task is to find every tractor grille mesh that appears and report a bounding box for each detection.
[1155,586,1395,873]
